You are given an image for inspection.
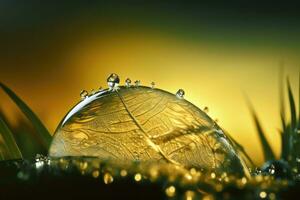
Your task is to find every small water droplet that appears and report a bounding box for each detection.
[165,185,176,197]
[120,169,128,177]
[203,106,209,113]
[134,80,140,87]
[103,172,114,184]
[107,73,120,91]
[269,164,275,174]
[269,193,276,200]
[134,173,142,182]
[259,191,267,199]
[79,161,88,171]
[151,82,155,89]
[176,89,185,98]
[210,172,216,179]
[92,170,99,178]
[80,90,88,99]
[241,177,247,184]
[185,191,195,200]
[184,173,192,181]
[125,78,132,87]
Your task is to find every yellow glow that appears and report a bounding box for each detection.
[0,31,298,165]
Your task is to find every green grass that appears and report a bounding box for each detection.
[0,82,51,159]
[246,74,300,171]
[0,116,22,159]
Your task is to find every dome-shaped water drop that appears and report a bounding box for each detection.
[50,85,249,177]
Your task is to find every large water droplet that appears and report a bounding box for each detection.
[176,89,185,98]
[51,85,250,177]
[107,73,120,91]
[125,78,131,87]
[80,90,88,99]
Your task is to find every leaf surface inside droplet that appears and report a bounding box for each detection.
[49,86,248,176]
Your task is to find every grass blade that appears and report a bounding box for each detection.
[278,68,289,160]
[279,66,286,130]
[298,72,300,129]
[245,98,275,161]
[0,115,23,159]
[0,82,52,149]
[287,78,296,130]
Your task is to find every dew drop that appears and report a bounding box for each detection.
[125,78,132,87]
[92,170,99,178]
[79,161,88,171]
[269,164,275,174]
[259,191,267,199]
[134,173,142,182]
[165,185,176,197]
[134,80,140,87]
[80,90,88,99]
[269,193,276,200]
[184,173,192,181]
[151,82,155,89]
[210,172,216,179]
[203,106,209,113]
[120,169,128,177]
[185,191,195,200]
[107,73,120,90]
[176,89,185,98]
[103,172,114,184]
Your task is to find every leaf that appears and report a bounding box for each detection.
[0,115,23,159]
[50,86,248,176]
[0,82,52,149]
[246,99,275,161]
[287,78,297,130]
